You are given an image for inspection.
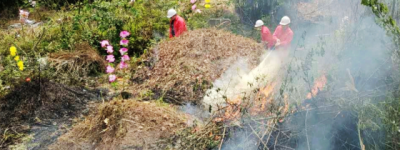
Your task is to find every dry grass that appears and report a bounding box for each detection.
[133,28,264,104]
[159,122,222,150]
[48,42,107,84]
[50,100,190,150]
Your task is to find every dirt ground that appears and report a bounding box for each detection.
[0,77,108,149]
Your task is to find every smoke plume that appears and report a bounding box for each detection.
[202,0,396,149]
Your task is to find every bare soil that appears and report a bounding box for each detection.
[0,77,107,149]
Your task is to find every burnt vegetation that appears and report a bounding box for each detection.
[0,77,105,148]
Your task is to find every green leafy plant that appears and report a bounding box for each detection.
[361,1,400,149]
[0,0,188,95]
[65,0,181,56]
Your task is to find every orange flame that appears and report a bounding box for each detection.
[213,97,242,123]
[213,75,328,123]
[250,82,276,115]
[224,104,240,120]
[306,74,327,99]
[279,94,289,122]
[213,82,293,123]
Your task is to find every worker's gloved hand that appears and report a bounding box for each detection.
[275,39,281,47]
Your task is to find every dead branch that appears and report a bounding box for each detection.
[218,127,226,150]
[249,123,268,149]
[305,109,311,150]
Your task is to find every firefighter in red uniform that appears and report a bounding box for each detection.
[254,20,277,50]
[273,16,294,59]
[167,9,187,39]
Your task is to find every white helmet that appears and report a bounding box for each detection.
[167,9,177,18]
[280,16,291,25]
[255,20,264,27]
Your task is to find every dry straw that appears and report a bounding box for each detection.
[134,28,264,103]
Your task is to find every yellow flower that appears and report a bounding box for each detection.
[205,4,211,8]
[205,0,210,3]
[10,46,17,56]
[14,56,20,61]
[17,61,24,71]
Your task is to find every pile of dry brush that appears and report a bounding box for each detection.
[48,43,107,85]
[133,28,264,104]
[51,100,189,149]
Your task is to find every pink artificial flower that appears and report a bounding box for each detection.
[120,40,129,46]
[109,74,117,82]
[19,10,29,22]
[191,0,196,4]
[106,45,114,53]
[106,55,115,62]
[101,40,110,47]
[119,48,128,55]
[120,31,130,38]
[192,4,197,11]
[121,55,130,62]
[119,61,128,69]
[106,65,115,73]
[19,10,29,18]
[195,9,202,14]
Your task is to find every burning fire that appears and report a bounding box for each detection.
[225,96,242,121]
[224,103,241,120]
[213,74,327,123]
[213,96,241,122]
[213,82,292,123]
[251,82,277,115]
[306,74,327,99]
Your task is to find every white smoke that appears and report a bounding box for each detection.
[202,50,283,112]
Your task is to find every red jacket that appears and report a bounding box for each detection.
[261,26,277,49]
[169,15,187,38]
[273,25,294,49]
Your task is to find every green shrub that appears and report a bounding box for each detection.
[59,0,187,56]
[0,0,188,95]
[0,0,247,95]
